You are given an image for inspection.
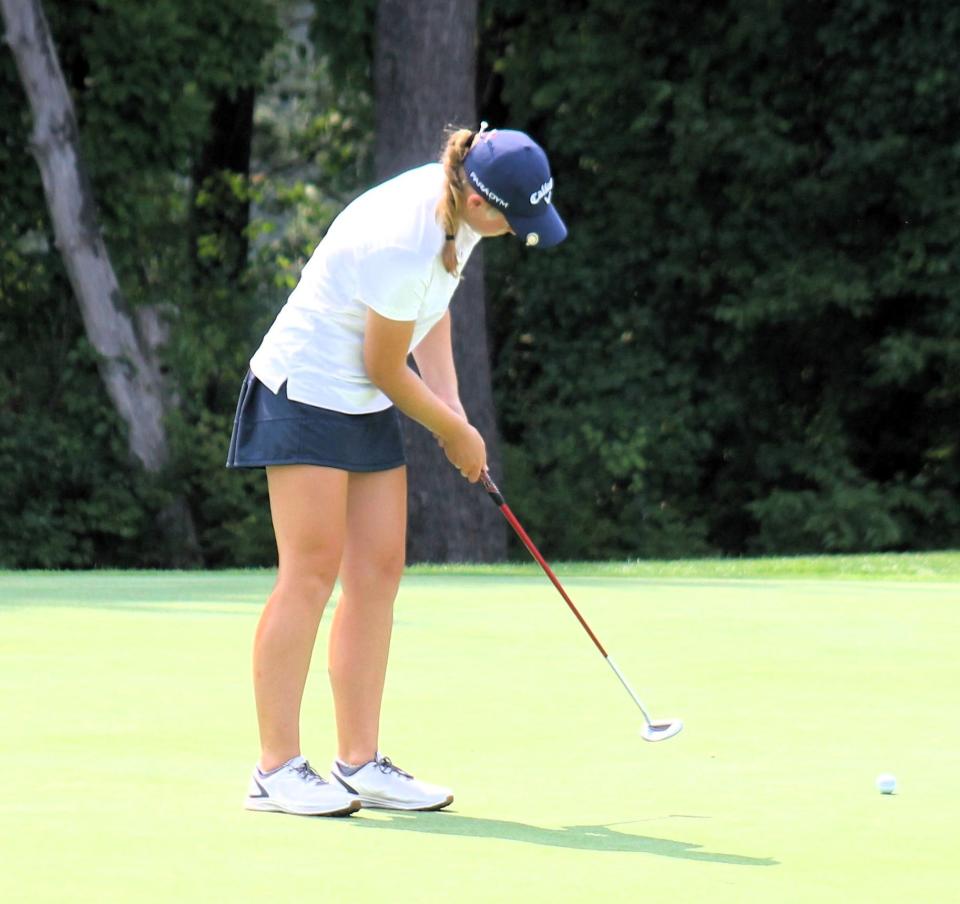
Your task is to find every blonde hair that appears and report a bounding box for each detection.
[436,126,480,275]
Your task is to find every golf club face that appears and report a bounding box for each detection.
[641,719,684,742]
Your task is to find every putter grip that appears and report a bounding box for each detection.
[480,470,505,506]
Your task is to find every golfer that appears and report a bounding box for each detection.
[228,125,567,816]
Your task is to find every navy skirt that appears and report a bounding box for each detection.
[226,372,406,472]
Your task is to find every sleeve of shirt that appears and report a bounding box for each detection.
[356,247,429,321]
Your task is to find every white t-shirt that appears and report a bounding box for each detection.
[249,163,481,413]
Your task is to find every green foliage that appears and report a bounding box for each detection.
[0,341,165,568]
[45,0,280,309]
[483,0,960,558]
[0,0,281,567]
[3,0,959,565]
[309,0,376,90]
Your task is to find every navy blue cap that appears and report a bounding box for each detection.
[463,129,567,249]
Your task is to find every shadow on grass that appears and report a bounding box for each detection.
[349,811,778,865]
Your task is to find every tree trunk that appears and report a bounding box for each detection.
[374,0,507,562]
[1,0,199,562]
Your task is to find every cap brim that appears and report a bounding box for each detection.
[507,204,567,249]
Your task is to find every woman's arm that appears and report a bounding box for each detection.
[411,311,464,417]
[363,308,485,480]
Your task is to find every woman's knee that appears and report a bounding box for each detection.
[341,547,405,600]
[274,552,342,608]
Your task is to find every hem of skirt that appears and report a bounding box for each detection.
[226,457,406,473]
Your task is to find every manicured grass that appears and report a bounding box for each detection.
[1,561,956,902]
[412,549,960,580]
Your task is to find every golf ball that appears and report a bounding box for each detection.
[875,773,897,794]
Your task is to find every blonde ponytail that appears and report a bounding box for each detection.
[436,126,479,275]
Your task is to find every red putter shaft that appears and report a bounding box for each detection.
[480,470,608,658]
[479,469,683,742]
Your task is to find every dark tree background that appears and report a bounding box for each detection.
[481,0,960,558]
[1,0,957,566]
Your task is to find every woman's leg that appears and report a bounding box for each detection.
[328,466,407,766]
[255,465,348,772]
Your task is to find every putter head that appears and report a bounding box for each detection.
[641,719,683,742]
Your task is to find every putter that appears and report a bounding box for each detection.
[480,470,683,742]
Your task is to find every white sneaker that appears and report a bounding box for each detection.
[330,753,454,811]
[245,755,361,816]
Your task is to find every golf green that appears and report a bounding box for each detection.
[1,561,957,902]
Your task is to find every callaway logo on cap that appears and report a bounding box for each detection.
[464,128,568,249]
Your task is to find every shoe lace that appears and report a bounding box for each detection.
[376,756,413,779]
[292,760,328,785]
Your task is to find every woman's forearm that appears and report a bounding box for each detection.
[367,361,465,440]
[411,311,461,410]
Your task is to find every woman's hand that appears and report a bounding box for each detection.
[438,418,486,482]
